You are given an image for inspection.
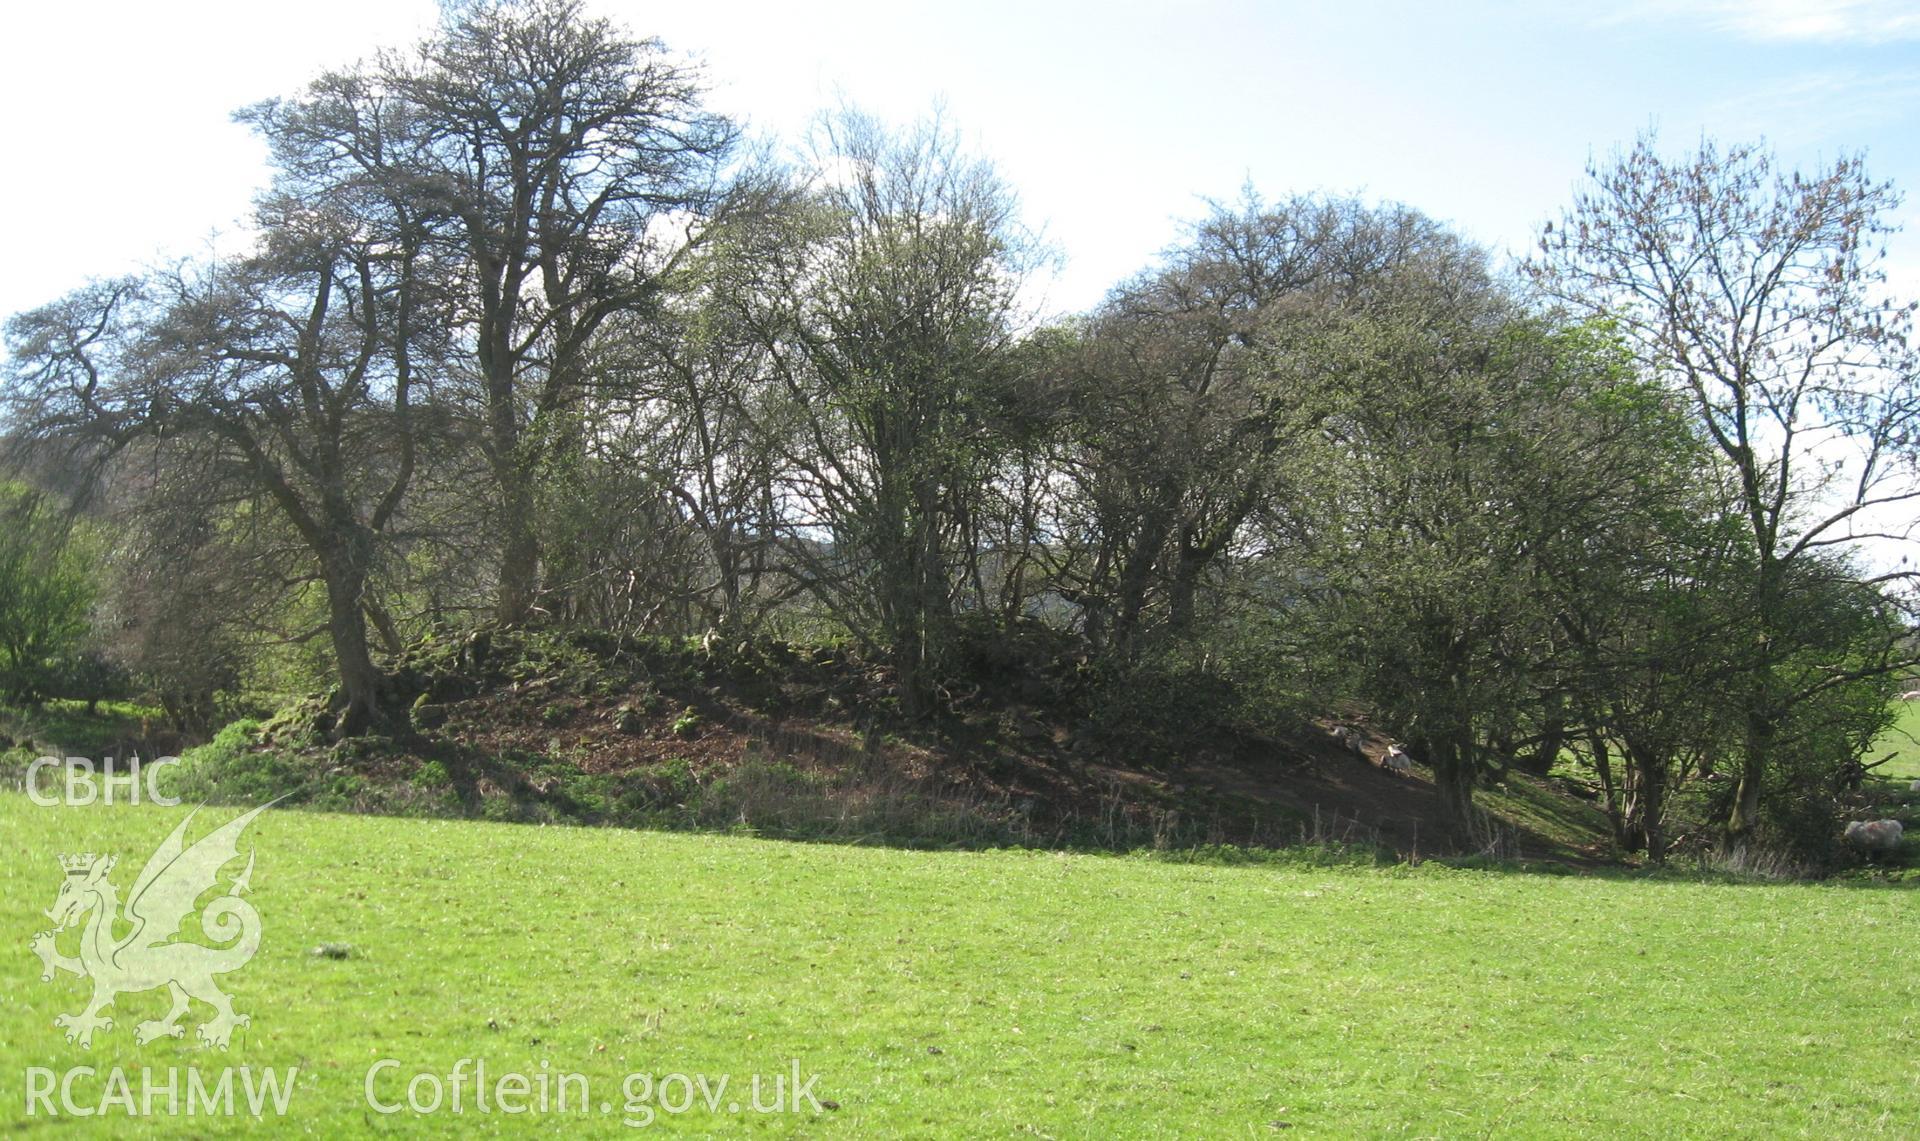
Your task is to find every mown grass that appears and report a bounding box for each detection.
[3,795,1916,1136]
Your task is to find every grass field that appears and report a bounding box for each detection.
[1871,700,1920,782]
[0,700,162,760]
[2,796,1916,1136]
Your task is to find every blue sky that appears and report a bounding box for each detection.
[3,0,1918,327]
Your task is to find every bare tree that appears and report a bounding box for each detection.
[1530,135,1920,838]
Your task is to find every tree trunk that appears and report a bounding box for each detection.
[1517,704,1567,777]
[1591,732,1633,851]
[494,480,541,627]
[1728,564,1782,841]
[1168,545,1204,635]
[1110,511,1173,663]
[322,538,385,738]
[1424,731,1479,836]
[365,598,405,656]
[1625,741,1668,862]
[1728,704,1772,841]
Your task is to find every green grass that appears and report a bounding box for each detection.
[0,699,163,761]
[1477,772,1612,858]
[1870,699,1920,781]
[1,795,1915,1136]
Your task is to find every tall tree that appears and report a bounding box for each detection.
[3,196,433,735]
[1530,135,1920,838]
[242,0,737,625]
[1048,196,1456,663]
[719,110,1033,712]
[1286,227,1698,829]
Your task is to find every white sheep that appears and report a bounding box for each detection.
[1381,744,1413,775]
[1327,725,1366,755]
[1844,819,1906,851]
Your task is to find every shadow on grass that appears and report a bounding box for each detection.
[135,736,1915,888]
[0,701,190,804]
[1,699,172,756]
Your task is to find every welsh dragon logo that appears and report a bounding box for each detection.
[30,803,274,1050]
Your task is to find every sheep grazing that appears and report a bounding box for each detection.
[1843,819,1906,851]
[1328,725,1367,755]
[1381,744,1413,775]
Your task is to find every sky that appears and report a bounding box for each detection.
[3,0,1919,330]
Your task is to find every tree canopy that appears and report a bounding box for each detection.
[4,9,1916,861]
